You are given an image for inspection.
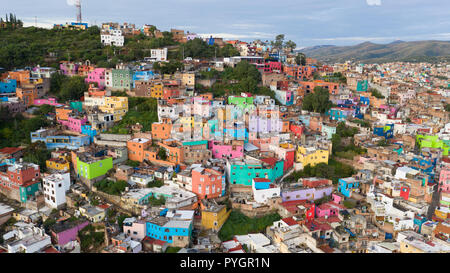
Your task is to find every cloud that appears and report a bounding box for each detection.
[366,0,382,6]
[67,0,80,6]
[198,32,274,40]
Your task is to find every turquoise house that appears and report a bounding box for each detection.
[228,158,284,186]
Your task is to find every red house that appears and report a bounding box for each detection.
[191,167,223,199]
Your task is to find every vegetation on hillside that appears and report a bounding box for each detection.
[218,210,281,241]
[0,25,177,69]
[285,158,356,184]
[94,179,128,196]
[301,86,333,113]
[0,108,50,148]
[107,97,158,134]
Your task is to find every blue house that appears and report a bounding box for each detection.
[31,128,91,150]
[338,177,360,198]
[0,79,17,94]
[81,125,97,143]
[132,71,156,88]
[373,124,394,139]
[413,215,428,233]
[146,217,193,246]
[360,96,370,106]
[327,108,351,121]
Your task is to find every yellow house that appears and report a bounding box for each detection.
[296,146,329,167]
[201,205,231,231]
[151,84,163,99]
[181,73,195,87]
[434,207,448,220]
[79,205,106,223]
[99,96,129,121]
[46,155,70,172]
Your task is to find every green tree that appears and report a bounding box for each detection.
[158,148,168,160]
[302,86,332,113]
[284,40,297,52]
[59,76,88,102]
[295,53,306,65]
[271,34,285,51]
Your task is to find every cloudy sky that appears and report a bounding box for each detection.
[4,0,450,47]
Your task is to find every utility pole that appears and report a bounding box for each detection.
[35,16,37,27]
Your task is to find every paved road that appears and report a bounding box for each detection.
[426,184,441,220]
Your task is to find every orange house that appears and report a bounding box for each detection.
[158,140,183,165]
[281,120,290,133]
[127,138,152,162]
[151,119,173,140]
[198,93,213,101]
[78,65,95,77]
[298,80,340,96]
[16,87,37,107]
[55,107,73,121]
[9,70,30,86]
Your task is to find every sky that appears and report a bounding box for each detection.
[3,0,450,48]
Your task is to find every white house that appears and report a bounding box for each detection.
[3,222,52,253]
[43,172,71,208]
[150,48,168,62]
[129,173,154,187]
[252,178,280,204]
[101,29,125,47]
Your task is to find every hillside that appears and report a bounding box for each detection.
[0,26,177,70]
[300,40,450,63]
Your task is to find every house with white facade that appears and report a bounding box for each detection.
[101,29,125,47]
[43,172,71,208]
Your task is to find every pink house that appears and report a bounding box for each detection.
[439,168,450,193]
[34,98,64,107]
[315,201,345,218]
[85,68,106,89]
[209,140,244,159]
[58,116,88,133]
[123,219,147,241]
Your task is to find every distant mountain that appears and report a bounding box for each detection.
[300,40,450,63]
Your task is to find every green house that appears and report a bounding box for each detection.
[19,183,41,203]
[416,135,450,156]
[356,80,368,92]
[112,69,133,91]
[228,96,254,110]
[77,156,113,181]
[228,158,284,186]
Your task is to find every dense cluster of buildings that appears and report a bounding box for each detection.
[0,21,449,253]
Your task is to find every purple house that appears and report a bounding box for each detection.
[60,62,79,76]
[249,116,282,133]
[281,183,333,202]
[85,68,106,89]
[50,220,89,246]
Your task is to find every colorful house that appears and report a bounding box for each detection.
[85,68,106,89]
[338,177,360,198]
[31,128,91,150]
[356,80,368,92]
[0,162,41,203]
[416,135,450,156]
[209,140,244,160]
[146,217,193,247]
[274,89,294,106]
[201,204,231,232]
[76,154,113,186]
[0,79,17,94]
[374,124,394,139]
[296,146,329,168]
[227,157,284,186]
[98,96,128,121]
[191,167,223,199]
